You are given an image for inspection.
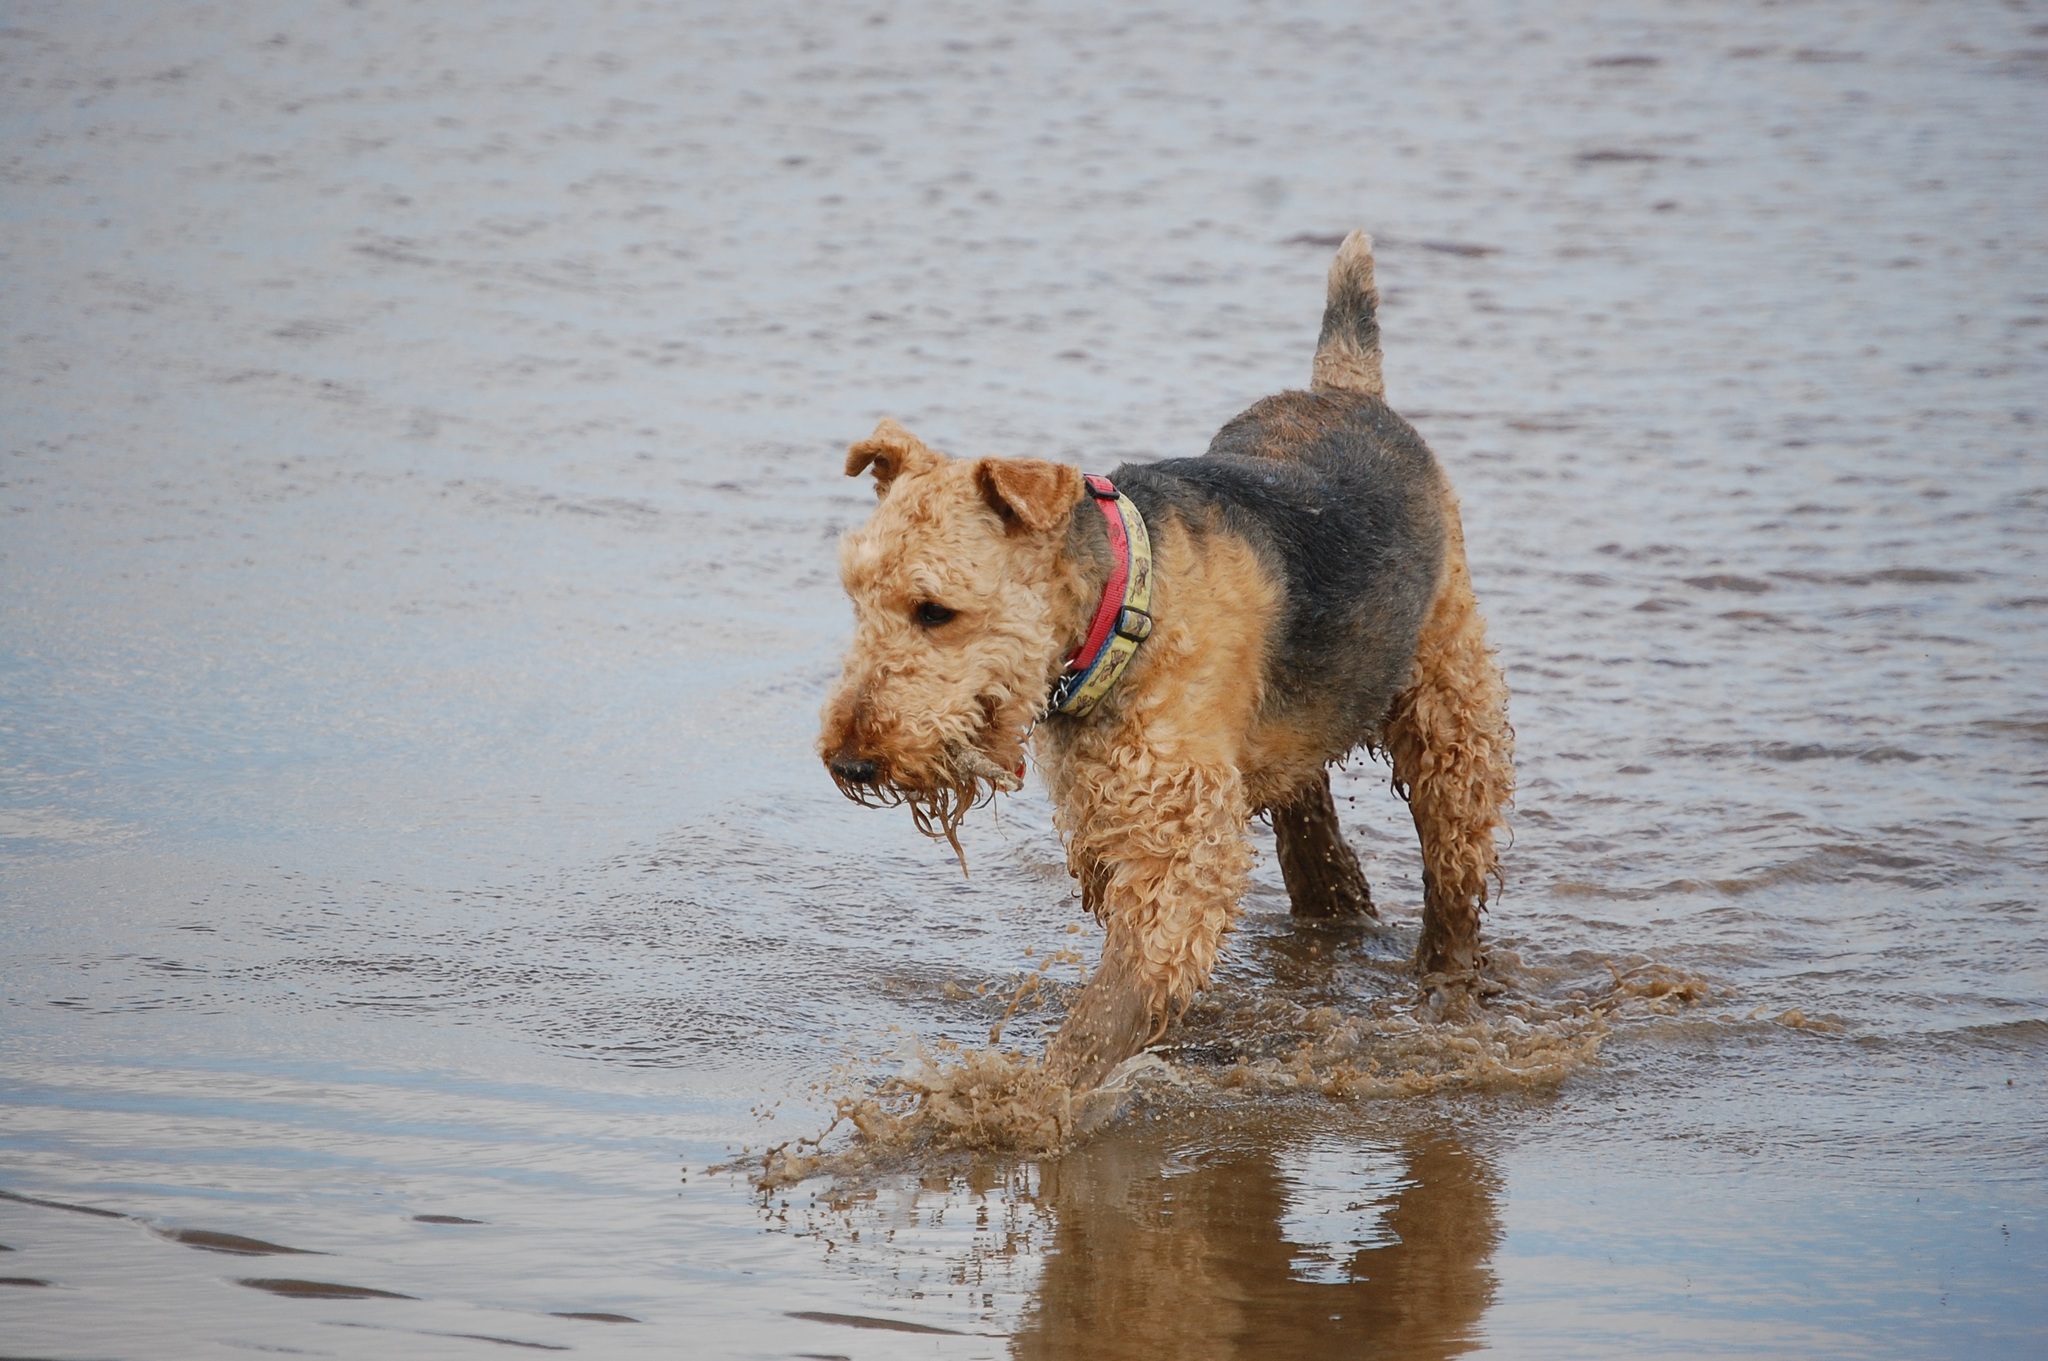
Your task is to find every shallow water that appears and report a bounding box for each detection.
[3,0,2044,1356]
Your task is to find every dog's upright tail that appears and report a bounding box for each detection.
[1310,230,1384,397]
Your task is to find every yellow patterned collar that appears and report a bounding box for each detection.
[1048,475,1154,717]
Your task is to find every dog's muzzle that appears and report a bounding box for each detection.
[829,754,880,786]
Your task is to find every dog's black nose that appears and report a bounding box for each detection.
[830,756,880,786]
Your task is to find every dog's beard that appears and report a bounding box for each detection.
[830,742,1022,875]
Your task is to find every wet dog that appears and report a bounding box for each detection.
[820,233,1513,1086]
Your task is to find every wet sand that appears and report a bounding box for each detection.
[3,1,2045,1357]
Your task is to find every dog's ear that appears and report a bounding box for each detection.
[845,418,940,496]
[973,457,1085,534]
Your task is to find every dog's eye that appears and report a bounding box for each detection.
[914,601,957,628]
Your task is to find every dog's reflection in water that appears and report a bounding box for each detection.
[1013,1125,1499,1361]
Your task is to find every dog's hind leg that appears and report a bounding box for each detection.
[1271,769,1376,920]
[1384,494,1514,982]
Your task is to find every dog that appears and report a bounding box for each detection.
[820,232,1513,1086]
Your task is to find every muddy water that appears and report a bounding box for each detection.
[3,0,2044,1356]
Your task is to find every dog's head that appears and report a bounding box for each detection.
[819,419,1086,853]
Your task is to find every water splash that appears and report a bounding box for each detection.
[747,945,1715,1191]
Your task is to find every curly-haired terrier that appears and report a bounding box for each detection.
[820,233,1514,1086]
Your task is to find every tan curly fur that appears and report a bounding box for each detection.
[1035,519,1274,1016]
[821,235,1514,1086]
[821,419,1091,864]
[1383,480,1516,981]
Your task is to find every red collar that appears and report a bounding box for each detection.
[1070,477,1131,667]
[1048,475,1154,716]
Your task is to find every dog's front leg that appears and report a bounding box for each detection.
[1046,759,1253,1089]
